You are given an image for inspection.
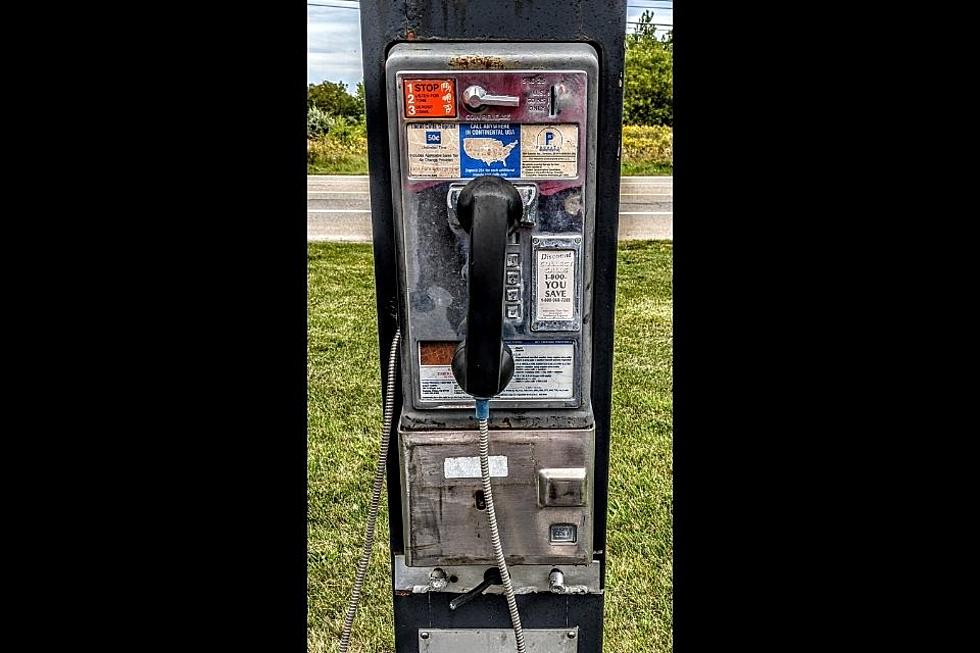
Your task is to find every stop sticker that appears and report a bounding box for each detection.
[403,79,457,118]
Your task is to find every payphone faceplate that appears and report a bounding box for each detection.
[386,43,599,421]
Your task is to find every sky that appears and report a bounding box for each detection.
[307,1,673,88]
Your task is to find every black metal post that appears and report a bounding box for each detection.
[360,3,626,650]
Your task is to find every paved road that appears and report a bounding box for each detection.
[308,175,672,241]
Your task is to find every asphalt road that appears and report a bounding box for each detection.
[308,175,672,241]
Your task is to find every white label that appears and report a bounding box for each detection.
[419,342,575,401]
[536,250,576,322]
[406,123,460,178]
[444,456,508,478]
[520,124,579,178]
[419,362,471,400]
[503,343,574,399]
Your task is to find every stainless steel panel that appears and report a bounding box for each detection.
[419,628,578,653]
[400,426,595,566]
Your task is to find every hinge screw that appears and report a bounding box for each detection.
[420,632,429,639]
[568,630,577,638]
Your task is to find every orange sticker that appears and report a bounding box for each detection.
[419,341,458,366]
[403,79,456,118]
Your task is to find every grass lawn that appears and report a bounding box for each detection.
[308,241,673,652]
[621,162,673,176]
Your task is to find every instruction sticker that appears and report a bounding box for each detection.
[403,79,456,118]
[535,250,576,321]
[418,341,575,401]
[406,123,460,178]
[520,124,579,178]
[460,123,520,178]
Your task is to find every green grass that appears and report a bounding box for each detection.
[621,161,672,176]
[308,157,369,175]
[308,241,673,652]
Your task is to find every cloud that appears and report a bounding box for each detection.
[307,7,362,85]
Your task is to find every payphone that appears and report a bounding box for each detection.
[345,3,627,652]
[387,42,599,567]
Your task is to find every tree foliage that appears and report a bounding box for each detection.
[307,80,363,118]
[623,11,673,126]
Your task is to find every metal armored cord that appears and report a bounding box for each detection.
[339,328,401,653]
[477,400,526,653]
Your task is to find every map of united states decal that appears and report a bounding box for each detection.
[460,123,520,178]
[463,138,518,166]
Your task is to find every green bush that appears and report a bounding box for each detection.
[622,125,672,174]
[623,11,672,126]
[307,105,335,138]
[622,125,672,164]
[307,117,369,174]
[308,80,363,118]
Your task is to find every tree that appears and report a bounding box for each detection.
[623,11,673,126]
[354,82,366,116]
[307,80,362,118]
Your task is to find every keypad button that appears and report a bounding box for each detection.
[506,270,520,285]
[506,304,521,319]
[505,287,519,302]
[506,253,520,267]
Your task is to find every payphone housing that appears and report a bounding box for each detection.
[387,43,599,570]
[357,2,627,651]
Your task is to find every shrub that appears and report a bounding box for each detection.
[623,12,672,126]
[307,105,336,138]
[622,125,673,167]
[307,117,369,173]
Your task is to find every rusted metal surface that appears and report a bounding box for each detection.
[448,55,507,70]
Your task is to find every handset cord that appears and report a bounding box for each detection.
[476,399,526,653]
[339,327,401,653]
[336,328,526,653]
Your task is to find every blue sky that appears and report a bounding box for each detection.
[307,2,673,88]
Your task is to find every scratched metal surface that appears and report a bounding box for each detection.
[399,426,595,567]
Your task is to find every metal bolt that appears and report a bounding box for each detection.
[568,630,577,638]
[429,568,448,591]
[420,632,429,639]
